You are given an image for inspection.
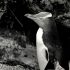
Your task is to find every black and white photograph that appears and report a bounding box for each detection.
[0,0,70,70]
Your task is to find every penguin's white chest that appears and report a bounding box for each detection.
[36,28,49,70]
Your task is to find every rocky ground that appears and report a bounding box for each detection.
[0,29,39,70]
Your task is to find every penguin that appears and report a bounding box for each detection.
[25,12,63,70]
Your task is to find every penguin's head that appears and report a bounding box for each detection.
[25,12,52,29]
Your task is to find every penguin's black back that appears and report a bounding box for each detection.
[42,17,70,69]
